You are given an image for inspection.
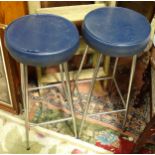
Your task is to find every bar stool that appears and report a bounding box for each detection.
[4,14,79,149]
[78,7,151,136]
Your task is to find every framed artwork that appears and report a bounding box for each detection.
[0,26,20,114]
[0,39,12,106]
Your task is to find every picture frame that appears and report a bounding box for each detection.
[0,26,20,114]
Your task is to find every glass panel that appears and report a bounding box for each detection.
[0,50,11,105]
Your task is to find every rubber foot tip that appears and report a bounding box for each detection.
[27,147,31,150]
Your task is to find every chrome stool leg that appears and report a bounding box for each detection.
[112,57,119,78]
[108,58,119,97]
[62,63,77,138]
[73,45,89,94]
[77,53,137,136]
[79,54,103,137]
[113,58,126,106]
[73,45,89,110]
[123,55,137,130]
[59,64,68,100]
[20,64,30,150]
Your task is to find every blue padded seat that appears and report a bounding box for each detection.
[82,7,151,57]
[5,14,79,66]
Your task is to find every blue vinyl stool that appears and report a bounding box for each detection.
[5,14,79,149]
[78,7,151,136]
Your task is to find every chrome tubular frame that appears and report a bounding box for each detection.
[79,53,103,137]
[62,63,78,138]
[59,64,68,100]
[73,45,89,95]
[122,55,137,129]
[20,64,30,150]
[21,62,78,150]
[30,117,73,127]
[78,53,137,137]
[72,45,89,110]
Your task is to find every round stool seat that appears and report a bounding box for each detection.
[5,14,79,66]
[82,7,151,57]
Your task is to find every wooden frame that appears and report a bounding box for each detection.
[0,25,20,114]
[27,2,114,88]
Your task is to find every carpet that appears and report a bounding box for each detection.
[18,56,154,154]
[0,110,111,154]
[26,80,154,154]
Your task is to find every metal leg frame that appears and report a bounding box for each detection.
[113,58,126,106]
[21,63,78,150]
[59,64,68,100]
[79,54,103,137]
[20,64,30,150]
[122,55,137,129]
[73,45,89,110]
[73,46,89,94]
[78,54,137,137]
[27,44,106,93]
[62,63,78,138]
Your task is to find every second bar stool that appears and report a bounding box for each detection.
[78,7,151,136]
[5,14,79,149]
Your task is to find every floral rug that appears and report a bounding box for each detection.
[0,110,110,154]
[26,83,154,153]
[25,56,155,154]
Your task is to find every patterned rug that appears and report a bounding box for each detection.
[0,110,110,154]
[22,56,155,153]
[26,82,154,153]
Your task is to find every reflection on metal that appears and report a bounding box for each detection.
[0,24,7,30]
